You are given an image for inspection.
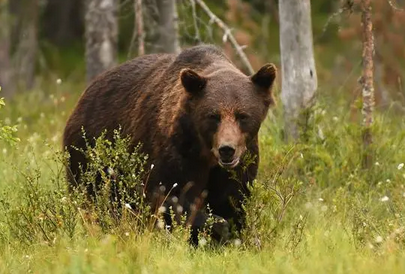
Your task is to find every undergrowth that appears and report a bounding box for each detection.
[1,84,405,273]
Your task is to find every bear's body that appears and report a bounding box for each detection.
[63,45,276,245]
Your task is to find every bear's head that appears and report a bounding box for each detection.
[181,63,276,168]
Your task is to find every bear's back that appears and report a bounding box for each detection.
[63,45,237,185]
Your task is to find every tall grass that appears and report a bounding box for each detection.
[1,80,405,273]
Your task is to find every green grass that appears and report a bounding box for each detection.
[1,79,405,274]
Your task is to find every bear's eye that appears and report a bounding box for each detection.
[236,113,250,122]
[208,113,221,123]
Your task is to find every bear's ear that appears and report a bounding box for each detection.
[250,63,277,91]
[180,68,207,95]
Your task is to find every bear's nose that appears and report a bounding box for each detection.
[218,145,236,162]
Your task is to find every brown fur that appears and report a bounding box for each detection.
[63,44,276,245]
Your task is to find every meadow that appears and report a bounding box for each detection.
[1,77,405,273]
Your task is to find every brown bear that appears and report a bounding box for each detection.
[63,44,276,245]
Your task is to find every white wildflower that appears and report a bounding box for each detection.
[318,198,324,202]
[156,219,165,229]
[107,167,114,175]
[199,237,207,247]
[150,164,155,170]
[125,232,129,237]
[398,163,404,170]
[333,116,338,122]
[125,203,132,210]
[375,236,383,243]
[176,205,183,213]
[234,239,242,247]
[172,183,178,188]
[381,196,389,202]
[56,78,62,85]
[158,206,166,214]
[375,162,380,166]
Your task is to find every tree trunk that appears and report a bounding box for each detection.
[0,0,13,98]
[42,0,84,46]
[85,0,118,84]
[135,0,145,56]
[360,0,375,168]
[279,0,318,141]
[12,0,39,91]
[155,0,180,54]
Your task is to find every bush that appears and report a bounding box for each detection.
[0,91,20,146]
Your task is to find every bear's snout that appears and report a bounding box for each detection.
[218,145,238,168]
[212,118,246,169]
[219,145,235,160]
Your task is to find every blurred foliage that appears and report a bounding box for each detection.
[0,87,20,146]
[30,0,405,112]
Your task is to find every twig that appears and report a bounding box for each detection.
[192,0,254,75]
[388,0,404,11]
[317,1,355,42]
[190,0,201,42]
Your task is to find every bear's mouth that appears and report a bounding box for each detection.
[218,158,240,169]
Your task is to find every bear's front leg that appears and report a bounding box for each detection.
[206,164,255,242]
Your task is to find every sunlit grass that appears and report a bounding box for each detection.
[1,79,405,273]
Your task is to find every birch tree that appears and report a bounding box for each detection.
[135,0,145,56]
[360,0,375,168]
[155,0,180,54]
[279,0,318,141]
[85,0,118,83]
